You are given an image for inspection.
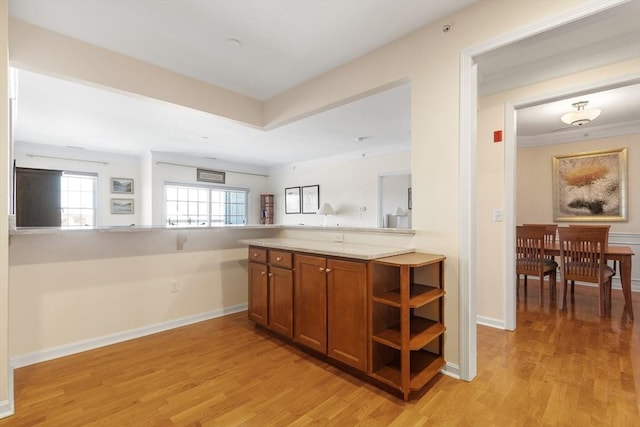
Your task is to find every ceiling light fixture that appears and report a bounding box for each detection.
[355,136,371,143]
[560,101,601,126]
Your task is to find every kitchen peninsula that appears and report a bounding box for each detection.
[241,237,446,401]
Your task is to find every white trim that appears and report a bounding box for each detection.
[458,53,477,382]
[477,316,506,330]
[10,304,248,369]
[0,366,14,419]
[504,102,517,332]
[459,0,630,384]
[441,362,460,380]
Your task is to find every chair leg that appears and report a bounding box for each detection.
[598,282,606,317]
[550,271,557,301]
[606,278,612,315]
[560,279,568,310]
[524,275,528,291]
[571,280,575,294]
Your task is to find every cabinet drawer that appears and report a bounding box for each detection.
[270,250,292,269]
[248,247,267,263]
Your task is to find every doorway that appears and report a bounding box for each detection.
[459,0,633,381]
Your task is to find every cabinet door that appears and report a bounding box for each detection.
[327,259,368,371]
[248,262,268,326]
[268,266,293,338]
[294,254,327,353]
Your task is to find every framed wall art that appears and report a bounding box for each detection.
[285,187,301,214]
[111,177,134,194]
[301,185,320,214]
[552,147,627,222]
[111,198,134,214]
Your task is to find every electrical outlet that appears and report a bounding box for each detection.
[170,281,180,293]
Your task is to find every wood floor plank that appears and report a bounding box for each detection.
[1,281,638,426]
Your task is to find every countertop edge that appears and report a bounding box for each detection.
[10,224,416,236]
[240,238,415,260]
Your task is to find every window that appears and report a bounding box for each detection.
[165,183,247,227]
[61,173,97,227]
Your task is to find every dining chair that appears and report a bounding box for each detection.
[567,224,613,294]
[557,226,615,316]
[516,225,557,300]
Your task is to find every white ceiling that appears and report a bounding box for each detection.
[8,0,640,169]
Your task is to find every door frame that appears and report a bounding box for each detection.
[457,0,629,381]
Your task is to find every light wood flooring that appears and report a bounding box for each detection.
[1,282,638,426]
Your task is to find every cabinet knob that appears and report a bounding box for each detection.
[319,267,325,272]
[325,268,332,273]
[268,273,273,277]
[261,271,266,275]
[253,253,259,257]
[276,257,282,261]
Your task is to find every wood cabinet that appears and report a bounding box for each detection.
[327,258,368,372]
[247,246,293,338]
[247,245,445,400]
[260,194,274,224]
[369,253,446,401]
[267,250,293,337]
[248,248,268,326]
[294,254,368,371]
[294,254,327,352]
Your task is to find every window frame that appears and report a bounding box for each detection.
[164,181,249,227]
[60,171,98,228]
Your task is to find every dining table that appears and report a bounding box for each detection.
[545,242,635,320]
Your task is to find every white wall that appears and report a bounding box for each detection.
[0,2,11,414]
[149,152,269,226]
[8,227,276,360]
[13,142,141,226]
[267,150,410,227]
[12,145,271,227]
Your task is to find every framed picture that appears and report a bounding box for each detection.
[111,198,134,214]
[197,168,225,184]
[552,147,627,222]
[285,187,301,214]
[301,185,320,214]
[111,177,134,194]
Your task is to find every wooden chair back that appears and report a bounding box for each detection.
[516,225,547,276]
[557,227,608,284]
[523,224,557,246]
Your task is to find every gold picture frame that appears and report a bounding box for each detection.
[552,147,627,222]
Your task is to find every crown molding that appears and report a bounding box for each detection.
[517,119,640,147]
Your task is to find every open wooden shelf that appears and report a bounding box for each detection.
[369,252,446,401]
[372,284,444,308]
[372,317,445,350]
[371,350,445,392]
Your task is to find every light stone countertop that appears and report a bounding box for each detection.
[11,224,415,236]
[239,237,414,260]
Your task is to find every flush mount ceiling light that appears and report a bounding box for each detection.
[561,101,601,126]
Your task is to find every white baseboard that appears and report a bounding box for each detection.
[11,304,248,369]
[0,366,14,419]
[441,362,460,380]
[477,315,506,330]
